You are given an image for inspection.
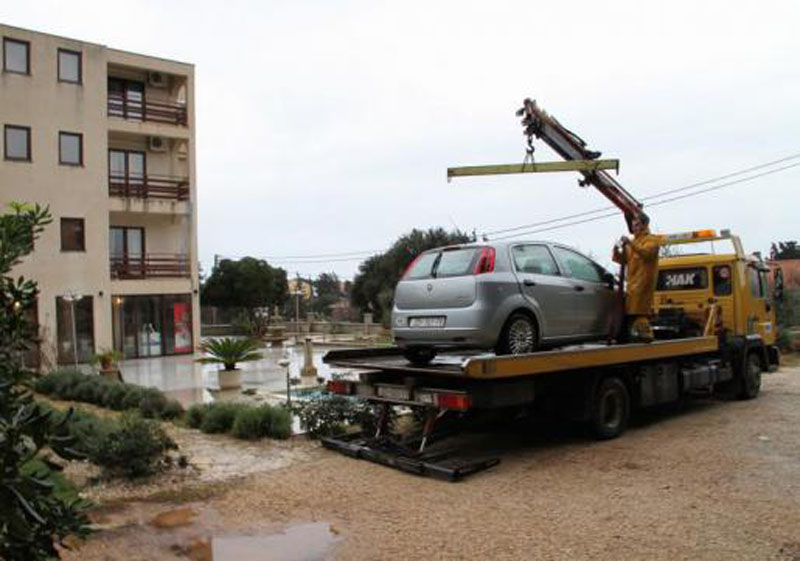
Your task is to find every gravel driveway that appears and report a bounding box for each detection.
[65,363,800,560]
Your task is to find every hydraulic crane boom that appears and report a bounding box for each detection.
[517,98,648,230]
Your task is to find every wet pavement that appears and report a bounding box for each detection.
[117,342,347,407]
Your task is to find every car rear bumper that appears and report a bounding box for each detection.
[391,305,499,349]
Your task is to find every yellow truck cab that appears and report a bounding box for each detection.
[652,229,779,368]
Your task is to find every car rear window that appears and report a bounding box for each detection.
[435,248,478,278]
[657,267,708,291]
[404,252,438,280]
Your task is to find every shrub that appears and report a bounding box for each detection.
[139,387,168,418]
[231,406,266,439]
[269,406,293,440]
[50,370,84,400]
[200,402,246,434]
[294,396,388,438]
[103,383,130,410]
[185,403,209,428]
[161,399,184,420]
[83,413,176,478]
[120,386,146,410]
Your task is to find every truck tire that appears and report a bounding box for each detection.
[403,347,437,366]
[589,377,630,440]
[737,352,762,400]
[496,312,538,355]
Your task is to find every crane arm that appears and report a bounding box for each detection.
[517,98,647,229]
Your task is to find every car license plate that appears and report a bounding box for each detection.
[377,385,410,401]
[409,316,446,328]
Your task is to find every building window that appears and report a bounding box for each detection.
[3,37,30,74]
[60,218,85,252]
[56,295,94,364]
[59,132,82,165]
[4,125,31,161]
[58,48,81,83]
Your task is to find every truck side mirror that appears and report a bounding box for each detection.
[774,267,785,302]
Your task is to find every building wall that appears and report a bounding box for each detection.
[0,24,199,366]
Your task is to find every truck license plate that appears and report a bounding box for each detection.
[377,386,410,401]
[409,316,446,328]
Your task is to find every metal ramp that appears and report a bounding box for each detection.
[320,433,500,482]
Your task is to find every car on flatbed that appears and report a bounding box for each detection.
[391,240,617,364]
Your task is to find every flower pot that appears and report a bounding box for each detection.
[217,369,242,390]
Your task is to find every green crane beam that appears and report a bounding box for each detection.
[447,159,619,180]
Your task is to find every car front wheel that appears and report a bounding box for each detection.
[497,312,538,355]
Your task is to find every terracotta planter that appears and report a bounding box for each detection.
[217,369,242,390]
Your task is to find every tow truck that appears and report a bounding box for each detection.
[320,100,780,481]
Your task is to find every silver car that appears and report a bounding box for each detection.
[391,240,617,364]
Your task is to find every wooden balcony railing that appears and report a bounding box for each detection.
[109,173,189,201]
[110,253,191,279]
[107,92,188,126]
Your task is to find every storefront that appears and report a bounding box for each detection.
[111,294,193,359]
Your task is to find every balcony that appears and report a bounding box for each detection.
[109,173,189,201]
[110,253,191,279]
[108,92,187,126]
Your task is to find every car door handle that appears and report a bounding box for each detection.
[573,285,585,292]
[523,279,536,287]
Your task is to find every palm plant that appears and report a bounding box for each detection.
[196,337,263,371]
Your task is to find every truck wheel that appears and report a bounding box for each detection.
[497,312,538,355]
[590,377,630,440]
[403,347,437,366]
[737,352,762,400]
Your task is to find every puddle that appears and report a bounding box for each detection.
[183,523,342,561]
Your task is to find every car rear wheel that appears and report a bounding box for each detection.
[403,347,437,366]
[497,312,538,355]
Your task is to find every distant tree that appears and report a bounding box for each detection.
[351,228,471,323]
[312,272,341,318]
[770,241,800,260]
[201,257,288,324]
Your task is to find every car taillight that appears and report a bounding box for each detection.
[435,392,472,411]
[327,380,354,395]
[474,247,496,275]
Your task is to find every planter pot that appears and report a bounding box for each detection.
[217,369,242,390]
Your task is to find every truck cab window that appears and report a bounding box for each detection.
[712,265,732,296]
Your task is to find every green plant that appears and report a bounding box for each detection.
[294,395,389,438]
[231,404,292,440]
[90,348,122,370]
[138,387,168,418]
[0,202,92,559]
[199,402,247,433]
[161,399,184,420]
[102,383,130,410]
[196,337,263,371]
[82,413,176,478]
[185,403,209,428]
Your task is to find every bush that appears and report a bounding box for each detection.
[103,383,130,410]
[200,402,247,434]
[120,386,146,411]
[294,396,388,438]
[139,387,168,418]
[230,404,292,440]
[61,411,177,479]
[185,403,209,428]
[161,399,184,420]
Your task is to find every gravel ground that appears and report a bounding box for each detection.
[64,363,800,560]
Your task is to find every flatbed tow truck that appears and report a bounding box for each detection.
[319,100,781,481]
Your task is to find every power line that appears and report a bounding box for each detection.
[482,152,800,237]
[489,162,800,240]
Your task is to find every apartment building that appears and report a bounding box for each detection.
[0,24,199,367]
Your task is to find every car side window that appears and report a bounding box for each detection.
[511,245,559,276]
[552,246,603,283]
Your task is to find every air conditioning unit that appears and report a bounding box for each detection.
[148,136,168,152]
[148,71,167,88]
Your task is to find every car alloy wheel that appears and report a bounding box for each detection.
[507,315,536,354]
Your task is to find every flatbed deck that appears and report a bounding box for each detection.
[323,336,720,379]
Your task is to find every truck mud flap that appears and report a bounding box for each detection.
[319,434,499,482]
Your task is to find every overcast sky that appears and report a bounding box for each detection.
[4,0,799,279]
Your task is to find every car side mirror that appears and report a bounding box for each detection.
[603,271,615,288]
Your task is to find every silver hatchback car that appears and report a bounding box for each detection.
[391,240,617,364]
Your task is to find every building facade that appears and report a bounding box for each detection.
[0,24,199,367]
